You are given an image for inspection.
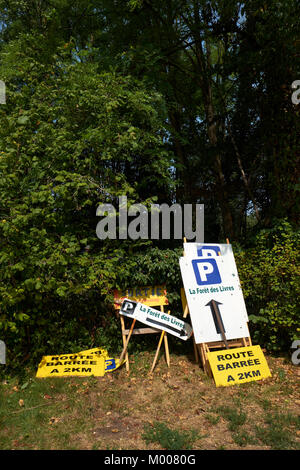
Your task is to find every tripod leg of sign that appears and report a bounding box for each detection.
[198,343,212,376]
[119,318,136,365]
[120,315,130,372]
[149,307,170,374]
[164,333,170,367]
[150,331,165,374]
[118,299,171,374]
[162,306,170,367]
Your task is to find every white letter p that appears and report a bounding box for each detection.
[197,262,214,282]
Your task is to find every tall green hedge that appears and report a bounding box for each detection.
[235,220,300,352]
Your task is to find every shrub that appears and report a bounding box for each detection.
[235,220,300,352]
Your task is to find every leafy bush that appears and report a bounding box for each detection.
[235,220,300,352]
[0,40,172,371]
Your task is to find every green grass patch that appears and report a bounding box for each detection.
[0,376,93,450]
[142,421,199,450]
[254,411,300,450]
[216,405,247,431]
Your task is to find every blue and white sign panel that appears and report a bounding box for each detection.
[180,255,249,344]
[120,299,193,341]
[184,242,233,258]
[184,243,242,284]
[183,242,248,321]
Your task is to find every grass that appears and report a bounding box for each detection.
[216,405,247,431]
[212,399,300,449]
[254,411,300,450]
[0,375,96,450]
[0,352,299,450]
[142,421,199,450]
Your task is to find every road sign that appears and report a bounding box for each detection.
[114,285,168,309]
[78,347,124,372]
[179,255,249,344]
[182,243,248,321]
[183,243,244,300]
[36,352,105,378]
[207,345,271,387]
[183,242,233,258]
[119,299,192,341]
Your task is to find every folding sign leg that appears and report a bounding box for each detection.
[193,336,199,364]
[161,306,170,367]
[197,344,206,374]
[120,315,129,372]
[202,343,213,377]
[149,307,171,373]
[246,324,252,346]
[150,330,165,374]
[181,288,199,364]
[119,318,136,366]
[164,334,170,367]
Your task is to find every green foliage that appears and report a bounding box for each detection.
[142,421,199,450]
[115,246,184,310]
[235,220,300,352]
[0,35,173,369]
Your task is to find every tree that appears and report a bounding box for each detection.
[0,33,173,359]
[89,0,299,239]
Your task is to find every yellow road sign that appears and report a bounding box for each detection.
[114,285,168,309]
[207,345,271,387]
[36,352,105,378]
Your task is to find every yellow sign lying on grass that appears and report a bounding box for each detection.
[36,352,105,378]
[207,345,271,387]
[79,348,124,373]
[36,347,123,378]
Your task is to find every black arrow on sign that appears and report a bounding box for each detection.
[205,299,229,349]
[146,317,188,337]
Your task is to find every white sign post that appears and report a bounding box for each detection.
[120,299,193,341]
[179,254,249,344]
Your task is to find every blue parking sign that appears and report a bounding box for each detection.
[192,258,222,285]
[197,245,220,257]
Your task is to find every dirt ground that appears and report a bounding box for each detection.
[73,350,300,450]
[1,347,299,451]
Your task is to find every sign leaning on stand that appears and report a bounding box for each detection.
[119,299,193,341]
[180,242,271,387]
[179,253,249,344]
